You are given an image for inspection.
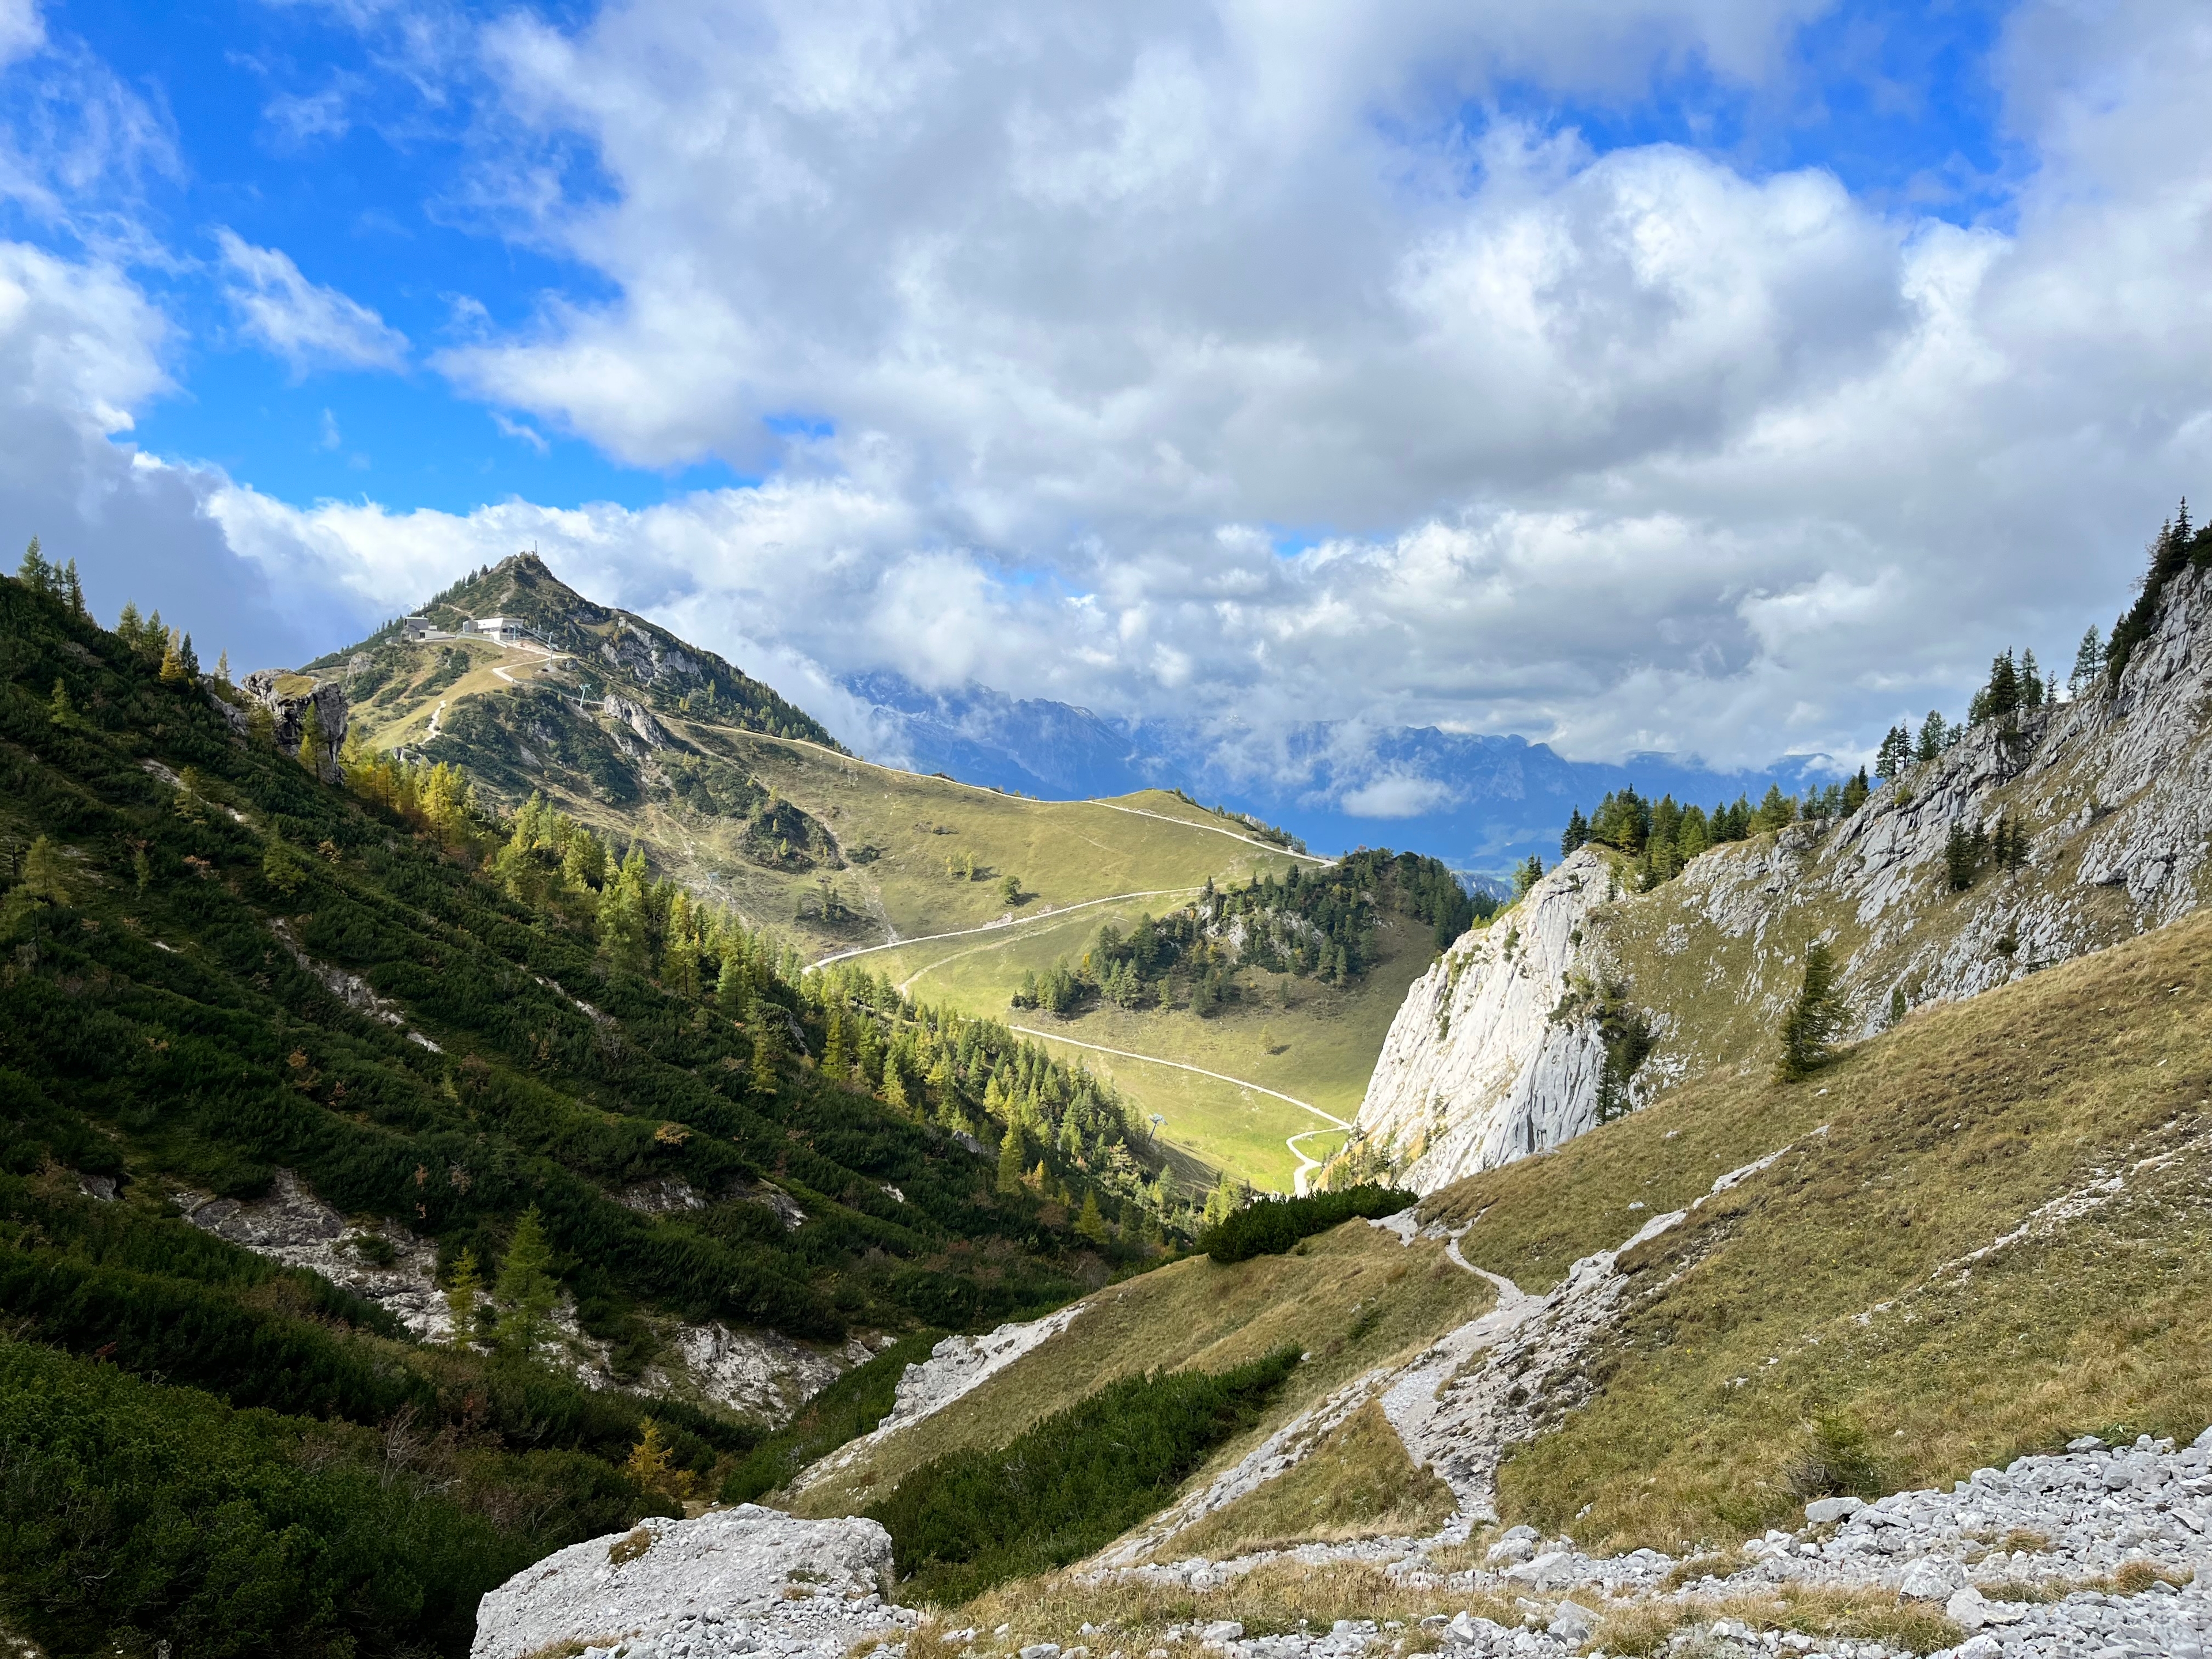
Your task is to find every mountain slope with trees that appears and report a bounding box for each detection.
[0,554,1210,1655]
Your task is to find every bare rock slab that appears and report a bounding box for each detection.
[470,1505,907,1659]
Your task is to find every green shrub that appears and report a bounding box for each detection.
[1198,1187,1415,1264]
[0,1338,657,1658]
[868,1346,1300,1603]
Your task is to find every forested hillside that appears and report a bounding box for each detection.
[0,555,1185,1656]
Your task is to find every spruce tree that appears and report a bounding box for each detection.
[1841,767,1870,815]
[1916,711,1949,763]
[1944,823,1976,891]
[63,558,84,617]
[158,631,188,684]
[1075,1190,1109,1245]
[1559,807,1589,857]
[2070,627,2103,699]
[1775,941,1842,1082]
[47,678,73,728]
[2019,649,2042,709]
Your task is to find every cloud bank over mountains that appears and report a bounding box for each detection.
[2,0,2209,798]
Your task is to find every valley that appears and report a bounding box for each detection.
[329,555,1471,1196]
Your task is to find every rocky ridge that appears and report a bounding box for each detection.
[1357,563,2212,1192]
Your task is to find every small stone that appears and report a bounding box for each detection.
[2070,1435,2108,1452]
[1946,1586,1990,1629]
[1955,1638,2001,1659]
[1199,1624,1243,1645]
[1018,1645,1060,1659]
[1546,1602,1595,1644]
[1899,1556,1967,1600]
[1805,1497,1866,1525]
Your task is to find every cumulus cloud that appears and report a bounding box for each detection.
[217,230,410,374]
[0,240,329,667]
[12,0,2212,783]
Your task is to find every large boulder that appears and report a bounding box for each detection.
[470,1505,908,1659]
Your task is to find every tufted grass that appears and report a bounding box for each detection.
[1422,905,2212,1554]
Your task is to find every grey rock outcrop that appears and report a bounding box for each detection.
[176,1168,452,1340]
[470,1505,908,1659]
[229,669,351,782]
[1358,563,2212,1192]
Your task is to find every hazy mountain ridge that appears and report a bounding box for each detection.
[846,671,1810,877]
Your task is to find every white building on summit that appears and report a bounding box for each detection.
[459,616,541,646]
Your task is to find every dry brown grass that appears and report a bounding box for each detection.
[1416,907,2212,1553]
[1160,1402,1457,1559]
[1596,1586,1963,1658]
[606,1526,653,1566]
[788,1222,1491,1520]
[903,1560,1524,1648]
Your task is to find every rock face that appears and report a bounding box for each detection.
[177,1168,452,1340]
[1358,563,2212,1192]
[1351,849,1615,1185]
[234,670,350,781]
[469,1505,909,1659]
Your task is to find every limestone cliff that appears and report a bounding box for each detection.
[1356,562,2212,1192]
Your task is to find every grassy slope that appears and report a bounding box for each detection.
[786,1218,1493,1524]
[1423,904,2212,1554]
[346,634,1442,1192]
[871,910,1430,1190]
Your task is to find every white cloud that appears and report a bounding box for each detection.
[217,229,410,374]
[0,0,43,68]
[1339,771,1459,819]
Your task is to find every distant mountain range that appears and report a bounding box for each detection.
[846,672,1817,881]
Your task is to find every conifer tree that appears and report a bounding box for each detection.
[2019,649,2043,709]
[493,1208,558,1359]
[116,600,142,649]
[443,1247,483,1348]
[748,1023,781,1096]
[11,835,70,907]
[47,678,74,728]
[215,649,230,685]
[1775,941,1842,1082]
[996,1124,1027,1195]
[247,702,276,749]
[1944,823,1978,891]
[1840,767,1870,815]
[16,535,51,594]
[1075,1190,1109,1245]
[2069,627,2103,699]
[1559,807,1589,857]
[297,700,327,774]
[62,558,84,617]
[1916,711,1949,763]
[158,630,188,684]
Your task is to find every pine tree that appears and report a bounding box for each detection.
[47,678,73,728]
[1775,941,1842,1082]
[716,949,751,1021]
[116,601,143,649]
[215,649,230,685]
[1753,784,1796,832]
[2019,649,2043,709]
[158,630,188,684]
[247,702,276,749]
[493,1208,558,1359]
[443,1247,483,1348]
[62,558,84,617]
[623,1418,691,1499]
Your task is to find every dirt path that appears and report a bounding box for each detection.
[1007,1024,1353,1192]
[1079,800,1332,865]
[805,887,1203,973]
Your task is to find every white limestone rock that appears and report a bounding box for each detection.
[469,1505,904,1659]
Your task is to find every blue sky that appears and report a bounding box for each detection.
[2,0,2207,789]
